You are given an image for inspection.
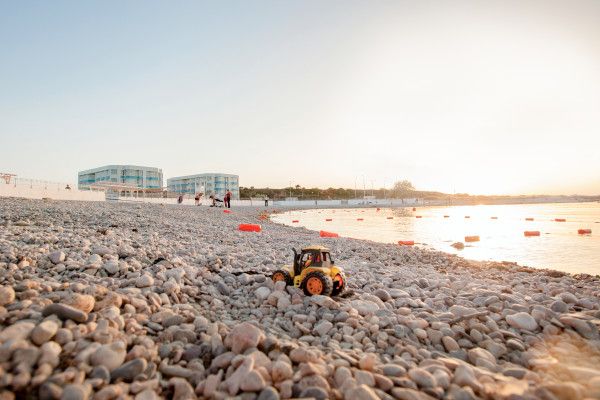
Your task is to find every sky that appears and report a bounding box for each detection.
[1,0,599,195]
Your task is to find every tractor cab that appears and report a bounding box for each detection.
[293,246,334,275]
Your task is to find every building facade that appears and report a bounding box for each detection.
[78,165,163,190]
[167,173,239,199]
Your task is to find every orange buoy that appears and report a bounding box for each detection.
[387,217,393,219]
[524,231,540,237]
[415,216,422,218]
[377,208,381,211]
[555,218,566,222]
[398,240,415,246]
[491,216,498,219]
[464,235,480,242]
[357,218,364,221]
[320,230,339,238]
[525,218,534,221]
[223,209,232,214]
[443,215,450,218]
[325,218,332,221]
[464,216,470,219]
[239,224,261,232]
[578,229,592,234]
[292,220,299,223]
[412,207,416,211]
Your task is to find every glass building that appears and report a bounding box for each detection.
[167,173,239,199]
[78,165,163,190]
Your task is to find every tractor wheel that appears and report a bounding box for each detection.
[272,269,293,286]
[302,271,333,296]
[331,271,346,296]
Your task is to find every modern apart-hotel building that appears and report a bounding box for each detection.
[167,173,239,199]
[78,165,163,190]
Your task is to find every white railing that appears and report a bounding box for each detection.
[0,177,105,201]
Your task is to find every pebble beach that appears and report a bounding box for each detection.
[1,197,600,400]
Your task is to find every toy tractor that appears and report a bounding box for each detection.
[272,245,346,296]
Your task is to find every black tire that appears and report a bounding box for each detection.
[331,271,346,296]
[272,269,293,286]
[302,270,333,296]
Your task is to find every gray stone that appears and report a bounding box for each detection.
[506,312,538,331]
[111,358,147,381]
[42,303,88,323]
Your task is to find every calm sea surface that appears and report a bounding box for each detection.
[272,202,600,275]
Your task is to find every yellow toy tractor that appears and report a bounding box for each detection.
[272,245,346,296]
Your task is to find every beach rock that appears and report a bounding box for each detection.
[241,370,266,392]
[170,377,197,400]
[258,387,280,400]
[90,342,126,371]
[506,312,538,331]
[0,321,35,342]
[42,303,88,322]
[346,384,379,400]
[48,251,65,264]
[61,384,90,400]
[63,293,95,313]
[255,287,271,301]
[136,274,154,288]
[300,387,329,400]
[31,320,59,345]
[111,358,147,381]
[0,286,16,306]
[408,368,436,388]
[272,360,293,382]
[314,320,333,336]
[351,300,380,316]
[225,322,265,353]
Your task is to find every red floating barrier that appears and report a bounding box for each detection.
[387,217,393,219]
[398,240,415,246]
[357,218,364,221]
[223,209,232,214]
[320,230,339,238]
[464,235,480,242]
[578,229,592,235]
[325,218,332,221]
[292,220,299,223]
[238,224,261,232]
[443,215,450,218]
[524,231,540,237]
[491,216,498,219]
[415,216,422,218]
[525,218,534,221]
[555,218,566,222]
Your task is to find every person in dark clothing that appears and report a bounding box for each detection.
[225,190,232,208]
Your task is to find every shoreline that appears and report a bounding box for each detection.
[1,197,599,399]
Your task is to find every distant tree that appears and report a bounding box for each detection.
[393,180,415,198]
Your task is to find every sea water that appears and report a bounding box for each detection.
[272,202,600,275]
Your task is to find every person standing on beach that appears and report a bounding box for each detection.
[194,193,200,206]
[264,195,269,207]
[225,189,232,208]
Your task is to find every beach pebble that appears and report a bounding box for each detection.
[0,286,16,306]
[506,312,538,331]
[225,322,265,353]
[90,342,126,371]
[42,303,88,323]
[31,320,59,345]
[48,251,65,264]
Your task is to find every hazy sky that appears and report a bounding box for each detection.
[2,0,599,195]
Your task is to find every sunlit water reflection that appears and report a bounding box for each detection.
[271,202,600,275]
